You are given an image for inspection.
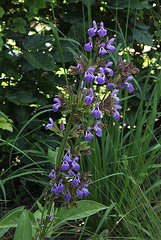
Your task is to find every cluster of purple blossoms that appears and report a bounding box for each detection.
[84,20,115,55]
[49,150,89,201]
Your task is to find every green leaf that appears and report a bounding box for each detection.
[0,207,24,228]
[0,7,5,18]
[5,90,37,105]
[0,117,13,132]
[14,210,32,240]
[5,49,22,61]
[134,29,153,46]
[0,228,10,238]
[11,17,26,34]
[23,34,53,50]
[0,36,3,51]
[48,147,59,168]
[23,51,55,71]
[24,0,46,19]
[55,200,108,225]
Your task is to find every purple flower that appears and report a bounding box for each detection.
[64,189,71,201]
[112,105,122,121]
[72,173,81,186]
[103,61,113,77]
[52,98,61,112]
[68,169,75,177]
[88,20,97,36]
[63,150,72,163]
[96,67,106,85]
[85,127,94,141]
[111,89,119,97]
[49,213,54,221]
[84,37,93,51]
[49,169,56,178]
[112,110,120,121]
[94,121,102,137]
[84,67,95,83]
[51,183,59,195]
[57,179,65,193]
[85,88,94,105]
[91,102,101,119]
[61,160,70,171]
[120,76,134,92]
[106,38,115,53]
[81,186,89,197]
[98,21,107,37]
[71,157,80,171]
[45,118,53,130]
[107,83,115,88]
[76,188,84,199]
[99,43,107,56]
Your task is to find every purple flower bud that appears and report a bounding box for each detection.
[84,37,93,51]
[94,121,102,137]
[85,87,94,105]
[80,81,84,89]
[52,98,61,112]
[91,102,101,119]
[63,150,72,163]
[68,169,75,177]
[84,67,95,83]
[71,157,80,171]
[88,20,97,36]
[49,169,56,178]
[45,118,54,130]
[97,21,107,37]
[61,160,70,171]
[107,83,115,89]
[72,173,81,187]
[49,213,54,221]
[85,127,94,141]
[64,189,71,201]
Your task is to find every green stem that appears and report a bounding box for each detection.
[39,199,54,239]
[56,114,72,168]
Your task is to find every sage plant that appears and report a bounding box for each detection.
[40,20,139,238]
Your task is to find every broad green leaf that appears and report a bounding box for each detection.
[25,0,46,19]
[134,29,153,46]
[0,207,24,228]
[23,34,53,50]
[14,210,32,240]
[23,52,55,71]
[0,117,13,132]
[5,90,37,105]
[0,7,5,18]
[11,17,26,34]
[55,200,108,225]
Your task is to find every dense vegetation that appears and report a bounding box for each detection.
[0,0,161,239]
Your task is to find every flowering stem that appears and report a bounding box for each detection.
[56,114,72,168]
